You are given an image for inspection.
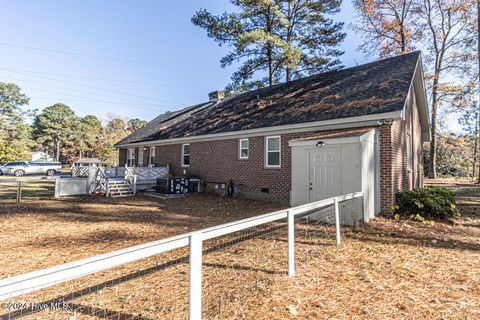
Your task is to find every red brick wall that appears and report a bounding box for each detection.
[153,135,295,203]
[379,125,394,211]
[119,102,424,210]
[379,86,424,212]
[151,129,385,204]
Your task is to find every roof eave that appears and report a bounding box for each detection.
[115,111,403,148]
[413,54,431,142]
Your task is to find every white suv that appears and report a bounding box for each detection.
[0,161,61,176]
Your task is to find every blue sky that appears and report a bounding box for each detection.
[1,0,370,122]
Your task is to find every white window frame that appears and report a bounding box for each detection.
[149,146,156,167]
[127,148,135,167]
[239,138,249,159]
[181,144,190,167]
[265,136,281,168]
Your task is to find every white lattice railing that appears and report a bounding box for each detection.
[0,192,363,319]
[80,165,168,196]
[134,165,169,180]
[89,168,109,195]
[71,166,90,178]
[73,166,169,180]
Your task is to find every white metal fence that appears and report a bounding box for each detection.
[0,192,363,319]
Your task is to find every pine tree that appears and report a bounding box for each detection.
[76,115,102,159]
[0,82,34,162]
[192,0,345,92]
[32,104,78,162]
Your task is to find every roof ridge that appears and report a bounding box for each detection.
[213,51,421,105]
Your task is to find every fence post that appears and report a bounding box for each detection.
[133,176,137,194]
[16,181,22,204]
[287,210,295,277]
[189,232,203,320]
[334,197,340,246]
[54,178,60,198]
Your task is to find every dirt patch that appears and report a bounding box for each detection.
[0,194,281,278]
[249,180,480,319]
[1,182,480,319]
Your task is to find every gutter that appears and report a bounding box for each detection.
[115,111,403,148]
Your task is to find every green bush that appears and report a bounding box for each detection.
[393,186,460,220]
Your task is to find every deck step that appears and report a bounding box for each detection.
[107,179,134,197]
[110,193,134,198]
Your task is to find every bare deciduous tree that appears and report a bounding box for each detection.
[352,0,416,56]
[415,0,477,178]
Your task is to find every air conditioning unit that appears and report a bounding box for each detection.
[156,177,190,194]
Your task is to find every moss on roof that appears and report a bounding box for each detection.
[117,51,420,146]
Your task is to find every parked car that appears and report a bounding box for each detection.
[0,161,61,176]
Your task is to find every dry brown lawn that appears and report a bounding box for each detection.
[0,181,479,319]
[0,194,281,277]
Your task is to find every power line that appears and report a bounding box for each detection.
[0,67,209,91]
[0,42,214,72]
[29,96,183,112]
[0,74,184,110]
[1,69,186,106]
[20,84,180,112]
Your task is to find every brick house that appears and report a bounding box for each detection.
[115,51,430,220]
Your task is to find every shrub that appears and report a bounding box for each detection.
[393,186,460,220]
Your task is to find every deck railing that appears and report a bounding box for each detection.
[0,191,364,319]
[72,165,169,180]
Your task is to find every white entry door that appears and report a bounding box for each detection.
[309,149,341,202]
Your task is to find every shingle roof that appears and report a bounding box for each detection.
[74,158,103,164]
[116,51,420,146]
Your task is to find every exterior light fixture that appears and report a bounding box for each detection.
[316,141,325,148]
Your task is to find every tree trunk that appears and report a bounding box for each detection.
[285,0,293,82]
[268,44,274,86]
[55,138,61,162]
[400,24,406,53]
[266,8,274,86]
[428,76,440,179]
[473,110,478,180]
[477,0,480,183]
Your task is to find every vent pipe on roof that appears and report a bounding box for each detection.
[208,90,225,102]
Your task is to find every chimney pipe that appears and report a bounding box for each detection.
[208,90,225,102]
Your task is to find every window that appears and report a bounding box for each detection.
[239,138,249,159]
[8,162,25,166]
[265,136,281,168]
[182,144,190,167]
[149,146,156,167]
[127,148,135,167]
